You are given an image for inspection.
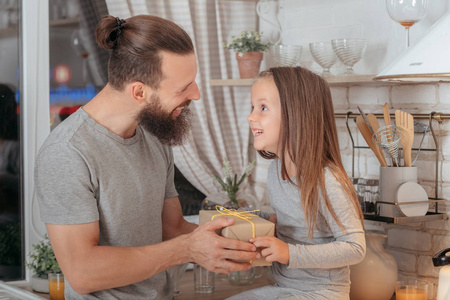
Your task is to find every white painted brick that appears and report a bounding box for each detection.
[348,86,389,107]
[442,162,450,182]
[415,160,438,182]
[441,187,450,202]
[439,83,450,104]
[389,249,416,273]
[441,135,450,158]
[432,234,450,255]
[391,85,436,106]
[387,228,432,251]
[367,157,381,178]
[418,255,439,277]
[330,87,348,108]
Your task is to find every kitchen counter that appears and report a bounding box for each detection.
[20,270,398,299]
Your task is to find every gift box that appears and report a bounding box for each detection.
[199,209,275,266]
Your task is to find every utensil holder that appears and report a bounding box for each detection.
[379,166,417,217]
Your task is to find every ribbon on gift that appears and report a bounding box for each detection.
[211,205,260,238]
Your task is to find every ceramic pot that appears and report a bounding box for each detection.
[31,274,49,293]
[236,52,263,78]
[350,232,397,300]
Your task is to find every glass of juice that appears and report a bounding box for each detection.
[395,280,428,300]
[48,273,65,300]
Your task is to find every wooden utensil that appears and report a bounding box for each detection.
[395,110,414,167]
[366,113,388,167]
[382,103,396,166]
[356,116,387,167]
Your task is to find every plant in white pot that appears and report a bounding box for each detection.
[26,234,61,293]
[223,30,271,78]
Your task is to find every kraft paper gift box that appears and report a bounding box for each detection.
[199,209,275,267]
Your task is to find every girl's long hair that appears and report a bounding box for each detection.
[257,67,364,237]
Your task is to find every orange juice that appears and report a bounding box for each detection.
[396,288,427,300]
[49,278,65,300]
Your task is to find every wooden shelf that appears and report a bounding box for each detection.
[364,211,448,224]
[209,74,445,87]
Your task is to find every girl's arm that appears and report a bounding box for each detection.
[286,231,365,268]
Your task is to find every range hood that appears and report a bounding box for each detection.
[374,11,450,82]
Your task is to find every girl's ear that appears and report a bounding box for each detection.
[129,82,150,103]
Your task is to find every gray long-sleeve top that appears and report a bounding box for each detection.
[263,160,366,294]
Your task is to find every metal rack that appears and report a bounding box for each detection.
[336,111,450,223]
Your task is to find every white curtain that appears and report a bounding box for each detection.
[104,0,261,203]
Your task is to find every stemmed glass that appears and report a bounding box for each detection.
[331,38,368,76]
[309,42,337,76]
[71,29,90,85]
[386,0,428,48]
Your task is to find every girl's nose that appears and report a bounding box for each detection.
[247,111,255,123]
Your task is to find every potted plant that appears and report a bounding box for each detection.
[213,158,256,208]
[26,234,61,293]
[223,30,271,78]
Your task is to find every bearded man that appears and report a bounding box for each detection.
[34,15,258,300]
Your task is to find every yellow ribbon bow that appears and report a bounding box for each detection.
[211,205,260,238]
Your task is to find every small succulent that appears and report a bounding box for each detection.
[223,30,271,56]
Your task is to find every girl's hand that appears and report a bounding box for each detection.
[250,236,289,265]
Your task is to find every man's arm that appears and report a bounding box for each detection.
[161,196,197,240]
[47,209,258,295]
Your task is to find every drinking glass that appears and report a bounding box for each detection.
[48,273,65,300]
[194,264,215,293]
[309,42,337,76]
[331,38,367,76]
[171,263,188,296]
[386,0,428,48]
[395,280,428,300]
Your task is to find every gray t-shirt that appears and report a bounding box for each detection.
[35,108,178,299]
[267,159,365,295]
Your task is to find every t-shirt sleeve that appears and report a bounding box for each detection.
[34,142,99,225]
[164,146,178,199]
[287,171,366,269]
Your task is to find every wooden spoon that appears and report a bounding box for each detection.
[356,116,387,167]
[395,110,414,167]
[366,113,388,167]
[382,103,396,166]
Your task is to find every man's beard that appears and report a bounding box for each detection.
[137,96,192,146]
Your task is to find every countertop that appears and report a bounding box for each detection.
[21,269,398,299]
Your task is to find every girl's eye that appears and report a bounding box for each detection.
[261,105,267,111]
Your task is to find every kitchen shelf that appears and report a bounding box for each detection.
[363,211,448,224]
[211,75,379,87]
[210,74,398,86]
[209,75,445,87]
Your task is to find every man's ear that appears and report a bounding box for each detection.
[130,82,149,103]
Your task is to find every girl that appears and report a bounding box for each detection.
[229,67,366,300]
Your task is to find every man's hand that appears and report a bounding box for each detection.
[250,236,289,265]
[187,217,259,274]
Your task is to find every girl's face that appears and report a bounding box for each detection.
[248,77,282,156]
